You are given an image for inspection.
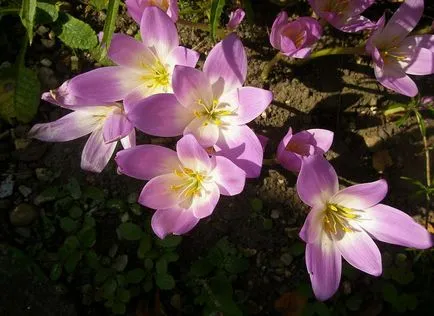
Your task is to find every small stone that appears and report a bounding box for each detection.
[35,168,52,182]
[369,98,378,106]
[280,253,293,266]
[38,66,57,89]
[18,185,32,197]
[41,38,55,48]
[270,209,280,219]
[36,25,49,36]
[10,203,38,226]
[0,175,14,198]
[40,58,52,67]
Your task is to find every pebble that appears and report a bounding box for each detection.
[18,185,32,197]
[280,253,293,266]
[40,58,52,67]
[41,38,55,49]
[270,209,280,219]
[0,175,14,198]
[10,203,38,226]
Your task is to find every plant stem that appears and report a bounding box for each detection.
[261,52,283,81]
[0,7,20,14]
[309,46,367,59]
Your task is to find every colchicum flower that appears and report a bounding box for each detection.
[126,34,273,178]
[115,134,246,238]
[296,154,433,301]
[227,8,245,31]
[126,0,179,24]
[29,81,135,173]
[276,128,333,172]
[366,0,434,97]
[66,7,198,106]
[270,12,322,58]
[308,0,375,33]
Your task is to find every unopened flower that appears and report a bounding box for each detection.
[308,0,375,32]
[227,8,245,30]
[270,12,322,58]
[67,7,198,106]
[296,154,432,301]
[277,128,333,172]
[126,0,178,24]
[126,34,273,178]
[366,0,434,97]
[29,82,135,173]
[115,134,246,238]
[420,96,434,108]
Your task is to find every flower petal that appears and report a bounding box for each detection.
[351,0,376,16]
[184,117,220,148]
[140,6,179,57]
[168,46,200,68]
[215,125,263,178]
[307,129,334,153]
[211,156,246,196]
[81,128,117,173]
[338,15,375,33]
[235,87,273,124]
[374,62,418,97]
[270,11,288,50]
[151,207,199,239]
[330,179,387,210]
[139,173,185,209]
[103,110,133,143]
[116,145,180,180]
[361,203,433,249]
[305,233,342,301]
[120,128,136,149]
[335,229,382,276]
[126,93,193,137]
[277,127,302,172]
[401,35,434,53]
[191,182,220,219]
[296,154,338,208]
[400,47,434,75]
[176,134,212,172]
[108,33,154,69]
[203,33,247,96]
[299,205,324,244]
[167,0,179,22]
[227,8,245,30]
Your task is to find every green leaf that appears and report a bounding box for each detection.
[155,273,175,290]
[20,0,37,44]
[155,258,168,275]
[103,278,117,299]
[137,235,152,259]
[117,288,131,303]
[224,257,248,274]
[414,110,426,137]
[35,2,59,24]
[60,217,78,233]
[95,268,113,284]
[250,198,263,212]
[34,186,60,205]
[112,254,128,272]
[98,0,121,60]
[209,0,225,40]
[50,263,62,281]
[66,178,81,199]
[68,205,83,219]
[118,222,143,241]
[89,0,109,10]
[161,252,179,263]
[112,302,126,315]
[0,64,40,124]
[85,251,99,269]
[55,13,98,49]
[82,186,105,201]
[64,250,82,274]
[125,268,146,284]
[155,235,182,248]
[382,282,398,304]
[78,227,96,248]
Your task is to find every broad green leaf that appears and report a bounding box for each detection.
[35,2,59,24]
[137,234,152,259]
[209,0,225,40]
[112,254,128,272]
[103,278,118,298]
[112,302,126,315]
[117,288,131,303]
[89,0,109,10]
[60,217,78,233]
[78,227,96,248]
[382,282,398,304]
[155,258,168,275]
[68,205,83,219]
[20,0,37,44]
[118,222,143,241]
[82,186,105,201]
[155,235,182,248]
[125,268,146,284]
[0,64,40,124]
[65,250,82,273]
[155,273,175,290]
[55,13,98,49]
[66,177,81,199]
[85,250,100,269]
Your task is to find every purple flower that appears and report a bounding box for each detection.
[296,154,432,301]
[277,128,333,172]
[66,7,198,106]
[227,8,245,30]
[115,134,246,238]
[421,96,434,108]
[308,0,375,32]
[366,0,434,97]
[270,12,322,58]
[126,0,179,24]
[29,82,135,173]
[126,34,273,178]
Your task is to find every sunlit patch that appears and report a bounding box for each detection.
[323,203,360,235]
[140,58,170,90]
[194,99,236,126]
[171,167,212,201]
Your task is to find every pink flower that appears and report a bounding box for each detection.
[126,0,179,24]
[126,34,273,178]
[366,0,434,97]
[421,96,434,108]
[276,128,333,172]
[270,12,322,58]
[66,7,198,106]
[308,0,375,32]
[115,134,246,238]
[296,154,433,301]
[28,81,135,173]
[226,8,245,30]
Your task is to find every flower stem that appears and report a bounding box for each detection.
[308,46,367,59]
[0,7,20,14]
[261,52,283,81]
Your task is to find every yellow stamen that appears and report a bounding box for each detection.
[140,59,170,90]
[323,203,360,235]
[195,99,236,126]
[171,167,209,199]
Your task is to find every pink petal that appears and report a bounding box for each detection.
[203,34,247,96]
[338,15,375,33]
[334,229,382,276]
[306,234,342,301]
[68,67,140,102]
[299,205,324,244]
[140,6,179,58]
[125,0,144,24]
[28,110,101,142]
[176,134,212,172]
[169,46,200,68]
[401,35,434,53]
[215,125,263,178]
[120,129,136,149]
[103,110,133,143]
[374,62,418,97]
[184,117,220,148]
[330,179,387,210]
[126,93,193,137]
[167,0,179,22]
[139,173,184,209]
[226,8,245,30]
[307,129,334,153]
[270,11,288,50]
[297,17,322,45]
[151,207,199,239]
[211,156,246,196]
[108,33,154,68]
[361,203,433,249]
[81,128,117,173]
[123,84,159,108]
[190,183,220,219]
[400,47,434,75]
[296,154,338,208]
[257,134,269,151]
[276,127,302,172]
[235,87,273,124]
[172,65,213,110]
[115,145,180,180]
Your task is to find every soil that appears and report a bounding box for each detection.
[1,0,434,315]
